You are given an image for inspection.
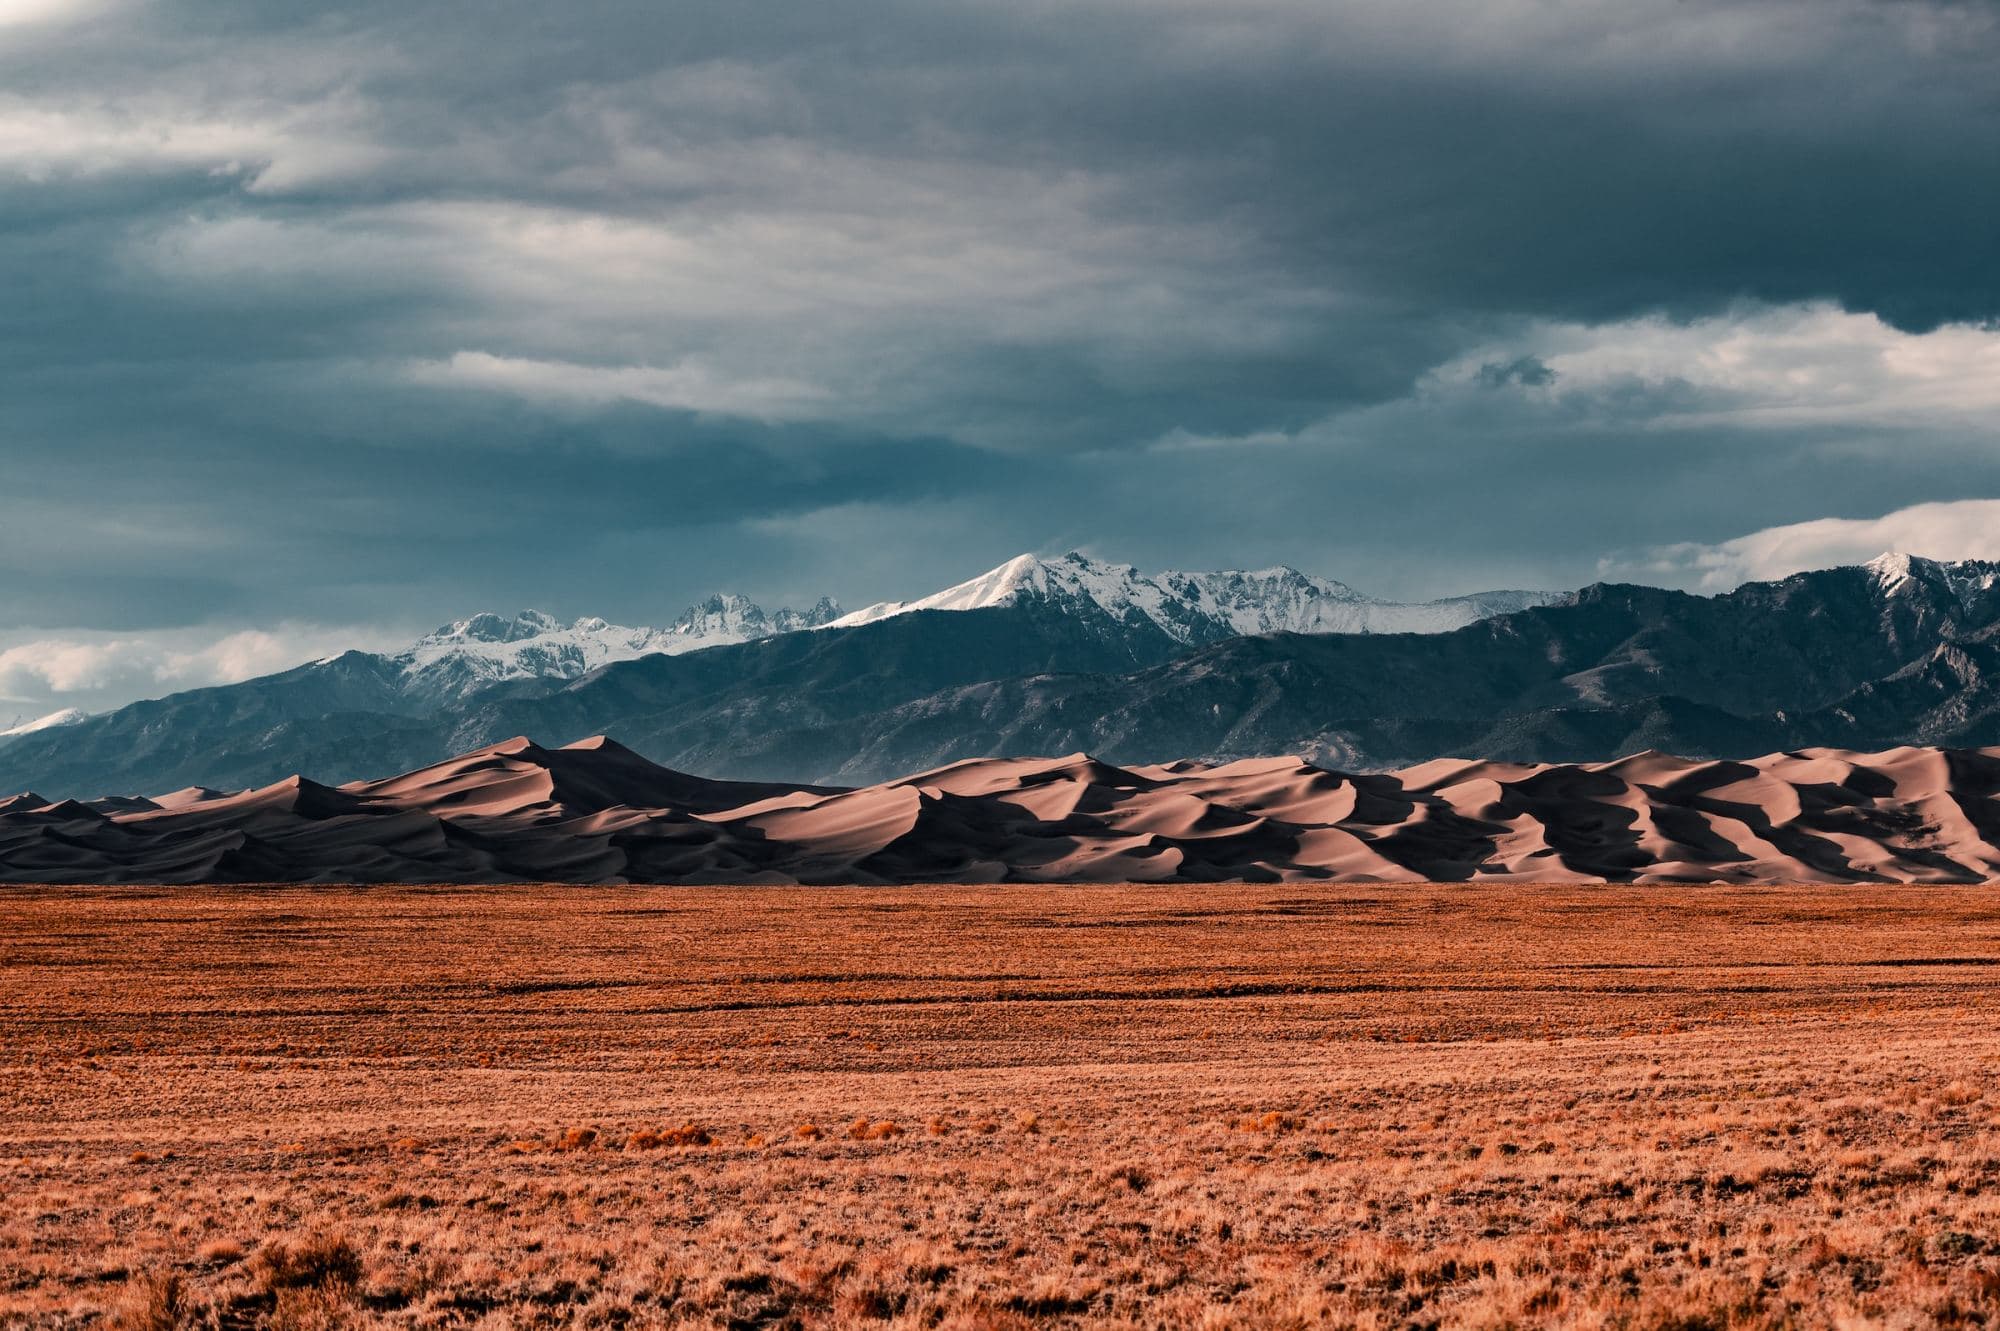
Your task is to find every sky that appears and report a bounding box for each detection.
[5,0,2000,717]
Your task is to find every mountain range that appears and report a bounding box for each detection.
[6,734,2000,884]
[6,550,2000,802]
[825,551,1557,638]
[392,594,845,705]
[0,553,1554,796]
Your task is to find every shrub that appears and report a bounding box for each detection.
[272,1285,357,1331]
[253,1231,363,1294]
[849,1118,902,1141]
[1108,1165,1151,1193]
[1940,1081,1984,1107]
[197,1238,246,1266]
[110,1270,188,1331]
[627,1123,711,1149]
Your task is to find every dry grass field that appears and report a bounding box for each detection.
[6,885,2000,1329]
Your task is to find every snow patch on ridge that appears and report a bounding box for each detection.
[396,595,843,696]
[828,552,1559,642]
[1865,551,2000,610]
[0,707,87,740]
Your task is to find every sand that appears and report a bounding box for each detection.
[5,737,2000,883]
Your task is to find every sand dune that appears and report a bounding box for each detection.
[7,735,2000,883]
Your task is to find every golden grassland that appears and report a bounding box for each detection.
[6,884,2000,1328]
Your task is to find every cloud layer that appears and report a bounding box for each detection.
[1606,500,2000,591]
[3,0,1999,711]
[0,624,404,717]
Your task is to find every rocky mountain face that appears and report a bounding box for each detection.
[397,555,2000,785]
[0,553,1549,796]
[10,552,2000,800]
[0,591,1190,796]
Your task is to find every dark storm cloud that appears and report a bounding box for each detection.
[3,0,2000,706]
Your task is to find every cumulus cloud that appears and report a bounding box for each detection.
[0,100,275,181]
[1601,499,2000,590]
[0,0,107,29]
[0,625,405,715]
[1428,304,2000,430]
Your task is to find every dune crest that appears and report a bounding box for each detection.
[7,741,2000,884]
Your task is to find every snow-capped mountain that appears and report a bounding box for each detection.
[392,596,843,702]
[1865,552,2000,610]
[0,708,87,741]
[19,551,2000,798]
[667,593,844,644]
[386,549,1548,706]
[17,551,2000,799]
[828,552,1560,643]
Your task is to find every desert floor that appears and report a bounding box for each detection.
[6,885,2000,1329]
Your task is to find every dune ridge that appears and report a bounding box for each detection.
[4,736,2000,884]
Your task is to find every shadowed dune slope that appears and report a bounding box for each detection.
[6,737,2000,884]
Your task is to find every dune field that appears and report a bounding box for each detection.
[6,883,2000,1328]
[9,737,2000,885]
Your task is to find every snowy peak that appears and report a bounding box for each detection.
[1865,551,2000,609]
[394,593,845,700]
[400,611,679,689]
[831,553,1071,621]
[828,552,1559,643]
[772,597,844,633]
[829,552,1220,628]
[667,593,842,644]
[670,593,771,642]
[429,609,563,645]
[0,708,88,740]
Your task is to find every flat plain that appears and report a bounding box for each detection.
[6,884,2000,1329]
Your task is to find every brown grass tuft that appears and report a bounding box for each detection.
[253,1231,362,1296]
[195,1238,245,1266]
[848,1118,902,1141]
[627,1122,712,1149]
[109,1270,189,1331]
[1940,1080,1984,1106]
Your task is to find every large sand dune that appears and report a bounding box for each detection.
[5,735,2000,883]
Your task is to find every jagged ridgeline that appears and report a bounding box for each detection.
[0,553,1554,796]
[3,551,1999,800]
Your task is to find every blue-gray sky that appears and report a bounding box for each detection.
[6,0,2000,715]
